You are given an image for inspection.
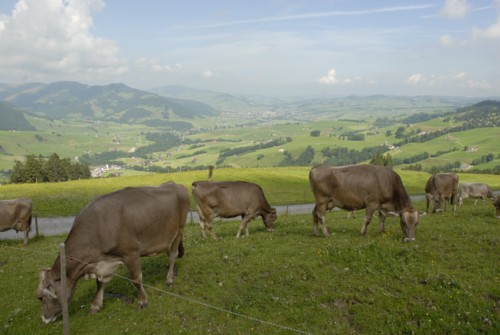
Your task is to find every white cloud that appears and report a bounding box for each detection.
[319,68,352,85]
[466,79,491,89]
[440,0,470,19]
[406,71,492,91]
[439,34,454,46]
[202,70,214,78]
[0,0,126,82]
[406,74,423,84]
[472,18,500,40]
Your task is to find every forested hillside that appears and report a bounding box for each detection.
[0,101,35,131]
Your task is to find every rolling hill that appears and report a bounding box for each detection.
[0,81,499,180]
[0,81,219,126]
[0,101,36,131]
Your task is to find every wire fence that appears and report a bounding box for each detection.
[1,243,315,335]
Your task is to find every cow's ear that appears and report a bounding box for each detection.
[386,211,399,217]
[39,269,48,280]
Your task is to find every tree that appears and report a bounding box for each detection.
[296,146,315,165]
[44,153,65,182]
[395,126,405,139]
[9,160,25,183]
[310,130,321,137]
[370,153,393,166]
[24,154,44,183]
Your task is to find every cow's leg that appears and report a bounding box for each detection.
[360,207,377,236]
[205,217,218,240]
[236,215,253,238]
[90,279,105,314]
[377,211,386,233]
[23,229,29,245]
[165,236,181,286]
[123,255,148,308]
[312,203,329,237]
[196,206,208,239]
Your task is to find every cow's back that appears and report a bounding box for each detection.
[193,180,270,213]
[427,173,459,195]
[66,183,188,257]
[309,165,411,210]
[0,198,32,231]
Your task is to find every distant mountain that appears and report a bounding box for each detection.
[0,82,219,128]
[149,85,257,113]
[0,101,36,131]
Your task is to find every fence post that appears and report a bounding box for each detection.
[35,215,39,238]
[59,243,70,335]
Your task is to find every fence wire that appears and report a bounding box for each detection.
[1,244,314,335]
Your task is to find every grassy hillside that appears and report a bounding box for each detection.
[1,93,499,178]
[0,167,499,217]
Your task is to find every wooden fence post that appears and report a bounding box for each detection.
[59,243,70,335]
[35,215,39,238]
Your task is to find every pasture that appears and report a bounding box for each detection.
[0,167,499,334]
[0,167,499,217]
[0,201,499,334]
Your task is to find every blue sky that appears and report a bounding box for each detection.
[0,0,499,97]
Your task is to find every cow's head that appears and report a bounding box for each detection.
[390,208,425,242]
[263,208,277,232]
[36,269,64,324]
[494,196,500,219]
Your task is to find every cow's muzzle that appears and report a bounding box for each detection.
[41,315,58,324]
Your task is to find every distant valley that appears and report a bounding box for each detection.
[0,81,498,181]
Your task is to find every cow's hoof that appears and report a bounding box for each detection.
[138,300,149,309]
[89,304,101,314]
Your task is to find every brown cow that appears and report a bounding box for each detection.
[458,182,495,205]
[0,198,32,245]
[309,165,423,242]
[192,180,276,239]
[425,173,459,214]
[494,195,500,219]
[36,181,189,323]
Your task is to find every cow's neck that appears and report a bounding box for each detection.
[50,253,88,286]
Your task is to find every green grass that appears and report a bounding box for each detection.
[2,113,499,172]
[1,201,498,334]
[0,167,499,217]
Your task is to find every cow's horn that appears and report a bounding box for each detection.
[43,288,57,299]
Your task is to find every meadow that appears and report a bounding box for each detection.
[0,167,499,217]
[0,202,498,334]
[0,167,499,334]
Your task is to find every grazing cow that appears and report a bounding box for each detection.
[0,198,32,245]
[494,196,500,219]
[192,180,276,239]
[458,182,495,205]
[309,165,423,242]
[36,181,189,323]
[425,173,459,214]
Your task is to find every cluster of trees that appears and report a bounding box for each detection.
[217,137,292,165]
[471,153,496,166]
[321,145,388,166]
[10,153,90,183]
[369,153,393,166]
[279,145,315,166]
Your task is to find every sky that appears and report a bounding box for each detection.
[0,0,499,97]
